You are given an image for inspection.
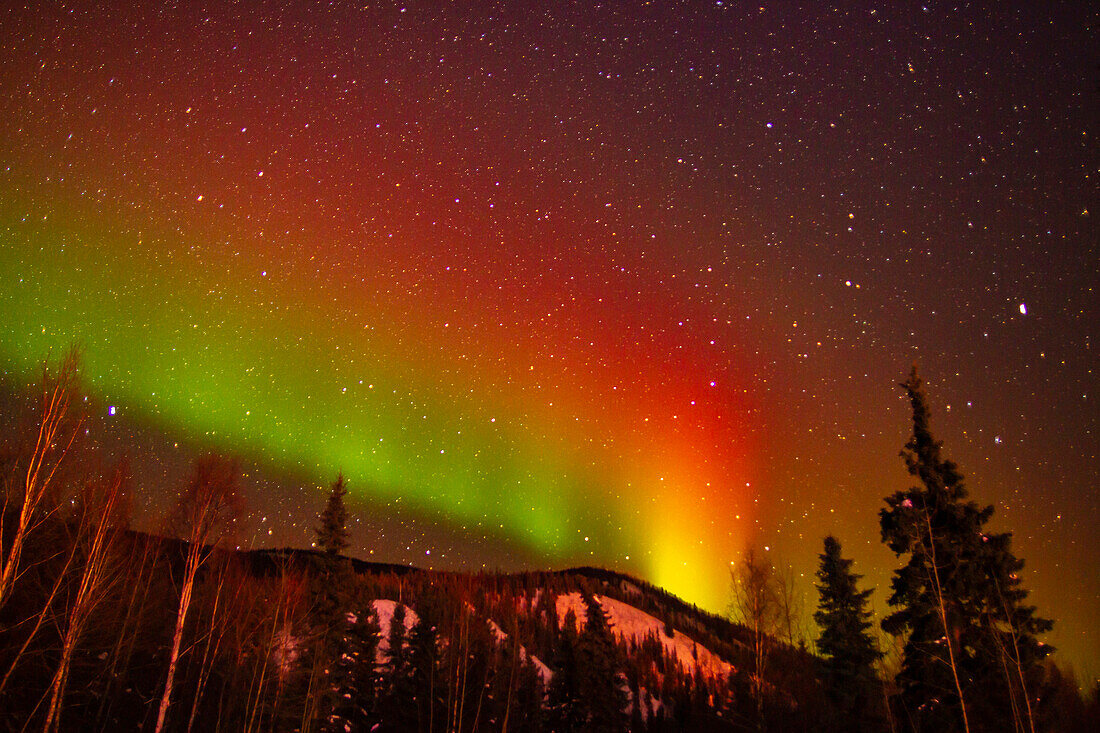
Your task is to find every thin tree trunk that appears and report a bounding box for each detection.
[429,640,436,733]
[449,607,470,733]
[155,538,204,733]
[445,607,457,733]
[95,537,156,730]
[996,638,1025,733]
[457,612,470,733]
[245,577,288,733]
[0,356,82,611]
[42,477,121,732]
[0,539,79,696]
[875,641,898,733]
[993,578,1037,733]
[154,457,239,733]
[923,511,971,733]
[501,630,519,733]
[299,649,325,733]
[471,649,492,733]
[185,558,234,733]
[882,676,896,733]
[1010,636,1037,733]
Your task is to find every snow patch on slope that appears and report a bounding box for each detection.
[556,592,732,680]
[487,618,553,684]
[632,685,663,723]
[371,599,418,662]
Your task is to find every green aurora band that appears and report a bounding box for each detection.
[0,209,760,612]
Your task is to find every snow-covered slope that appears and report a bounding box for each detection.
[370,599,418,661]
[556,592,733,680]
[486,617,553,684]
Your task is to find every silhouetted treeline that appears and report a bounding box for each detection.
[1,355,1096,732]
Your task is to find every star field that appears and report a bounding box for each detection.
[0,2,1095,675]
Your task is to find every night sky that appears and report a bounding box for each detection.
[0,2,1095,675]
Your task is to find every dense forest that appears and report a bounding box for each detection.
[1,355,1097,732]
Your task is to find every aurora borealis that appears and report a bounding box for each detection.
[0,2,1095,676]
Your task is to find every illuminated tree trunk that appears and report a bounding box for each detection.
[0,352,82,612]
[185,558,238,733]
[153,456,241,733]
[155,537,202,733]
[0,539,77,697]
[94,536,159,729]
[881,367,1048,733]
[42,468,125,731]
[922,510,971,733]
[730,548,781,732]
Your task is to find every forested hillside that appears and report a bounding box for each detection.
[2,358,1096,732]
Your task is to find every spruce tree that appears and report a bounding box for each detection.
[549,606,584,731]
[311,473,354,731]
[328,607,380,732]
[575,594,628,732]
[376,602,410,730]
[316,473,350,557]
[880,367,1052,733]
[814,535,882,731]
[403,616,442,732]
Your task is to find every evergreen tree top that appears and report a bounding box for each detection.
[813,535,879,663]
[813,535,882,724]
[880,367,1053,732]
[316,473,350,557]
[899,366,968,504]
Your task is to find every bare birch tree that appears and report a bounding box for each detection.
[41,463,128,731]
[184,554,247,733]
[153,455,242,733]
[0,350,83,611]
[729,547,782,731]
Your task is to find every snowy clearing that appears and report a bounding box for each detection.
[556,592,733,680]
